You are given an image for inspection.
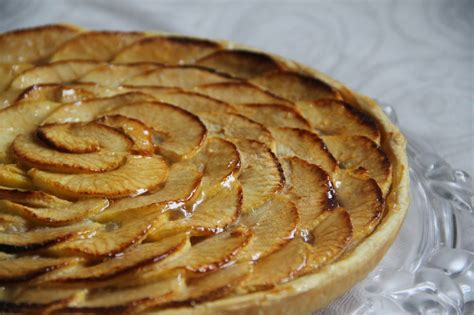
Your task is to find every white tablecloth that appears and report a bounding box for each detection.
[1,0,472,181]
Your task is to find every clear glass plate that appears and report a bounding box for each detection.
[317,106,474,315]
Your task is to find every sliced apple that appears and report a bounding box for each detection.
[270,127,337,174]
[148,182,242,239]
[333,170,384,244]
[95,115,154,155]
[10,60,103,90]
[13,134,128,174]
[51,211,168,258]
[234,139,284,213]
[1,287,86,314]
[0,188,69,208]
[146,90,236,115]
[200,112,274,148]
[79,63,160,87]
[282,157,336,231]
[39,122,131,153]
[43,92,154,124]
[30,155,168,199]
[0,164,33,190]
[106,101,207,160]
[66,274,184,314]
[296,99,381,143]
[50,233,188,282]
[183,262,252,304]
[153,227,251,275]
[306,207,353,270]
[124,66,236,89]
[51,31,145,61]
[0,100,63,163]
[0,222,99,253]
[242,238,311,291]
[17,83,119,103]
[239,196,298,261]
[0,256,74,283]
[195,82,293,106]
[0,89,23,110]
[114,35,221,64]
[0,197,108,226]
[95,161,202,222]
[192,138,241,195]
[237,103,310,129]
[0,213,29,233]
[0,64,33,92]
[251,70,340,102]
[0,24,80,63]
[196,49,284,79]
[322,135,392,196]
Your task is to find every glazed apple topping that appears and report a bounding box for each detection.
[0,25,393,314]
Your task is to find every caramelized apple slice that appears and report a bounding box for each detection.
[196,49,284,79]
[114,35,221,64]
[282,157,336,231]
[0,64,33,92]
[52,212,167,257]
[0,213,29,233]
[51,234,188,282]
[0,164,33,190]
[67,274,184,314]
[124,66,235,89]
[251,70,339,102]
[17,83,118,103]
[0,188,70,208]
[80,63,160,87]
[0,197,108,226]
[235,140,284,212]
[183,262,252,303]
[0,256,73,283]
[106,101,207,160]
[147,90,236,115]
[307,207,352,270]
[95,115,154,155]
[237,103,310,129]
[0,24,80,63]
[333,170,384,244]
[195,82,292,106]
[0,222,98,253]
[0,100,63,163]
[239,196,298,260]
[13,134,128,174]
[297,99,381,143]
[96,161,201,222]
[242,238,310,291]
[161,227,251,274]
[192,138,241,195]
[30,155,168,199]
[322,135,392,196]
[200,112,274,148]
[43,92,154,124]
[270,127,337,174]
[1,287,86,314]
[51,31,145,61]
[10,60,103,90]
[38,122,131,153]
[148,183,242,239]
[0,89,23,110]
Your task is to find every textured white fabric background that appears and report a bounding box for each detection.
[0,0,472,313]
[1,0,473,181]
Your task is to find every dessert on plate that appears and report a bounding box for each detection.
[0,24,409,314]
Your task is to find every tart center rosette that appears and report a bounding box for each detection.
[0,25,394,314]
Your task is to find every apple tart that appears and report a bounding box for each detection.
[0,25,409,314]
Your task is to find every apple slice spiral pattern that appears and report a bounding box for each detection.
[0,25,401,314]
